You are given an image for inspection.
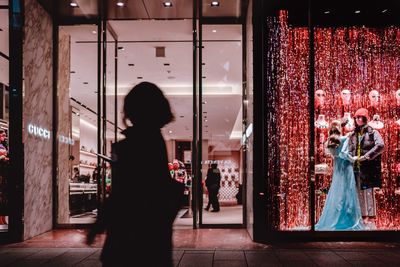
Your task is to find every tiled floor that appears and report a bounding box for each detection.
[1,229,400,266]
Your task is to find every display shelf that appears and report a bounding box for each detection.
[79,164,96,169]
[80,150,97,157]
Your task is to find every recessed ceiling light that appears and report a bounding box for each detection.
[202,76,206,79]
[168,130,173,134]
[92,30,97,34]
[212,29,217,33]
[117,2,124,7]
[202,101,207,104]
[137,77,143,79]
[163,2,173,7]
[0,28,3,32]
[324,11,330,14]
[118,46,124,50]
[70,2,78,7]
[355,10,361,14]
[128,64,135,66]
[164,63,170,66]
[180,115,184,118]
[211,1,219,7]
[202,63,205,65]
[382,9,388,13]
[83,82,88,84]
[70,71,76,74]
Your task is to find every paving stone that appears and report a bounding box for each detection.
[347,261,387,267]
[74,258,102,267]
[214,250,245,260]
[273,250,310,261]
[178,252,213,267]
[213,260,248,267]
[334,251,372,261]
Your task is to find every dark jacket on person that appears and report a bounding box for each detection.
[347,125,384,189]
[93,126,183,267]
[205,167,221,189]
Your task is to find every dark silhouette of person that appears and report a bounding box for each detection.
[205,163,221,212]
[86,82,184,267]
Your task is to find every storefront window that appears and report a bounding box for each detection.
[0,7,9,231]
[57,25,99,224]
[313,25,400,231]
[267,5,400,231]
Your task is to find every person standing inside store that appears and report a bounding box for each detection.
[347,108,384,229]
[205,163,221,212]
[86,82,184,267]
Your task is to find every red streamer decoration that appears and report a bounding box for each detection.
[273,11,400,230]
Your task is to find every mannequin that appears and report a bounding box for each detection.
[315,89,326,114]
[315,114,329,129]
[368,114,384,130]
[395,119,400,127]
[369,90,380,107]
[340,89,351,113]
[395,89,400,106]
[368,90,380,116]
[342,112,355,133]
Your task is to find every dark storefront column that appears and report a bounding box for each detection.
[8,0,24,242]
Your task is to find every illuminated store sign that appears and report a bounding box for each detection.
[28,124,51,139]
[59,135,74,145]
[28,124,74,145]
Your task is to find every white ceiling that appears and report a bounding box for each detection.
[0,14,243,150]
[65,20,243,150]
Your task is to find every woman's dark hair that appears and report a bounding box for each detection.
[327,124,341,149]
[123,82,174,128]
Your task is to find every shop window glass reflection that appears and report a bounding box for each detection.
[268,10,400,231]
[0,8,9,231]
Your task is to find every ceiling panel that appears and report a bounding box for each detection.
[59,0,99,21]
[203,0,241,18]
[107,0,149,19]
[143,0,193,19]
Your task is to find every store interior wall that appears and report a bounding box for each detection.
[57,28,72,224]
[23,0,53,239]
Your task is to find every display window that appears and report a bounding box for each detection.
[0,7,9,232]
[266,3,400,231]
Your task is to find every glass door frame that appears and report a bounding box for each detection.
[196,0,247,228]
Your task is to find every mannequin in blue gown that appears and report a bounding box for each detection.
[315,124,364,231]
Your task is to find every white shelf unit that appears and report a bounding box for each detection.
[79,164,96,169]
[80,150,97,157]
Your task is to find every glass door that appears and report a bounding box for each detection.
[199,23,244,226]
[105,0,196,229]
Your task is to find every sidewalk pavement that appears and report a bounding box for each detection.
[2,246,400,266]
[1,229,400,266]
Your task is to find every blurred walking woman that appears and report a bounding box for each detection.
[87,82,184,267]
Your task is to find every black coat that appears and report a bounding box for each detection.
[205,168,221,189]
[348,125,384,189]
[95,126,183,267]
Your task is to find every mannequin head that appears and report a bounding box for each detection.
[340,89,351,105]
[315,89,326,107]
[395,89,400,104]
[368,90,380,107]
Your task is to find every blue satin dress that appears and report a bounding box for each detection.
[315,136,364,231]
